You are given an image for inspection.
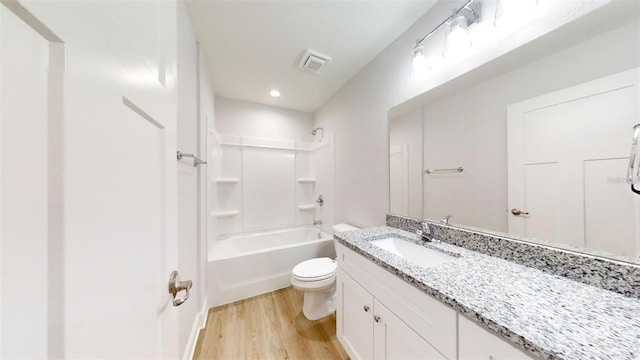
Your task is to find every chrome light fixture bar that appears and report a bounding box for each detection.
[411,0,480,74]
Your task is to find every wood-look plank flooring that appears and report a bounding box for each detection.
[193,286,349,360]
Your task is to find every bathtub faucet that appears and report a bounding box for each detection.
[313,220,323,226]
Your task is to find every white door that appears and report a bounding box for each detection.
[372,299,444,360]
[0,2,180,357]
[508,68,640,258]
[337,270,375,360]
[0,4,51,357]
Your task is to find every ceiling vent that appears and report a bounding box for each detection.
[298,49,332,74]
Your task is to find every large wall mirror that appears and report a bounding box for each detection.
[389,1,640,263]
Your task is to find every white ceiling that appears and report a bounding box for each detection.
[186,1,437,112]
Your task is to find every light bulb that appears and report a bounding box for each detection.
[443,14,471,59]
[411,46,430,79]
[270,89,281,97]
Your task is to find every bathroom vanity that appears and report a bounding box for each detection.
[334,224,640,360]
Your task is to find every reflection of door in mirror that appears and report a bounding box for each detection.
[389,11,639,263]
[389,108,423,218]
[508,68,640,258]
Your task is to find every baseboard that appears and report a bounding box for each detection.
[183,296,209,360]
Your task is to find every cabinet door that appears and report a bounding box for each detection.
[459,316,533,360]
[373,299,446,360]
[337,270,374,360]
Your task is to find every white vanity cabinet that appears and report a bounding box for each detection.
[336,242,535,360]
[336,243,456,360]
[338,269,444,359]
[458,316,533,360]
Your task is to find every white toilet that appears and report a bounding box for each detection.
[291,223,359,320]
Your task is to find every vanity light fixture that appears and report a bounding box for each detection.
[443,11,472,59]
[494,0,538,28]
[411,45,430,79]
[270,89,281,97]
[411,0,480,77]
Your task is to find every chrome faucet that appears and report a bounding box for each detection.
[441,215,451,225]
[417,221,432,242]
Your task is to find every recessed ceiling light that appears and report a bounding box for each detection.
[270,89,281,97]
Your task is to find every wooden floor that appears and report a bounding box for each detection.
[193,286,349,360]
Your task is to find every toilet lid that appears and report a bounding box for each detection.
[292,257,337,280]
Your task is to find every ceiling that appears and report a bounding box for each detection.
[186,1,437,113]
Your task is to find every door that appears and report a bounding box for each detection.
[373,299,444,360]
[0,1,180,357]
[508,68,640,257]
[337,270,374,360]
[61,1,180,356]
[0,4,51,357]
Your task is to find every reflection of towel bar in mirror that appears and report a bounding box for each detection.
[627,124,640,195]
[425,167,464,174]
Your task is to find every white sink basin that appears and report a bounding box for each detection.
[370,237,455,268]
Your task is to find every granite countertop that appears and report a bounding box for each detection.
[334,226,640,360]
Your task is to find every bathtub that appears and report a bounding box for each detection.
[206,227,336,307]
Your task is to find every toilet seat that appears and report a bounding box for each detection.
[291,257,336,282]
[292,271,335,282]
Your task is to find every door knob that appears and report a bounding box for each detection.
[511,208,529,216]
[168,271,192,307]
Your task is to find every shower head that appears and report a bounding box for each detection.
[311,127,324,142]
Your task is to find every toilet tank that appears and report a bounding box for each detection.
[332,223,359,233]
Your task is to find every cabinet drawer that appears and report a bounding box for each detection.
[459,315,533,360]
[337,243,457,359]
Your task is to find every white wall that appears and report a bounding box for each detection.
[198,33,217,359]
[215,96,313,142]
[310,136,336,234]
[389,108,422,219]
[421,20,640,232]
[176,4,209,358]
[314,0,610,227]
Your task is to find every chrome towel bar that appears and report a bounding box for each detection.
[425,167,464,174]
[177,150,206,167]
[628,124,640,194]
